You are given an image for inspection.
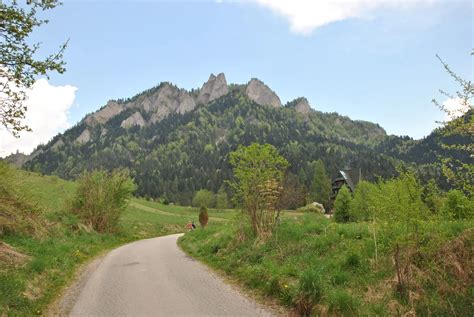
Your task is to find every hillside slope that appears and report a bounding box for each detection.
[23,74,397,204]
[18,73,470,203]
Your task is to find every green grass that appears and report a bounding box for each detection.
[0,170,237,315]
[179,213,473,316]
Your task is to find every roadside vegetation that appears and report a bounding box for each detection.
[0,163,231,315]
[180,214,472,316]
[179,143,473,316]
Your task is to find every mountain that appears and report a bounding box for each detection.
[19,73,469,204]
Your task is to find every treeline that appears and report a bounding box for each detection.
[333,171,473,224]
[24,91,469,205]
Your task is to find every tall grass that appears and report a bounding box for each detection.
[179,213,473,316]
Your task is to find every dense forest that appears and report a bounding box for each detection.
[21,80,472,206]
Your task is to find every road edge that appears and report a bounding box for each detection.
[176,234,292,317]
[45,251,108,316]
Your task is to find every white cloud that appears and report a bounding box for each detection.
[255,0,435,34]
[0,79,77,157]
[442,97,471,121]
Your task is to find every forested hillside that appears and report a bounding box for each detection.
[19,75,471,205]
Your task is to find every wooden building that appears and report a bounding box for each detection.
[331,168,362,200]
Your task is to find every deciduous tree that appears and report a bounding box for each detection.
[1,0,67,136]
[229,143,288,238]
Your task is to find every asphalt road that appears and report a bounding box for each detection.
[69,233,274,316]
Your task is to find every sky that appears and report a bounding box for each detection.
[0,0,472,156]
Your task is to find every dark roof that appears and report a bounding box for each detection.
[338,168,362,192]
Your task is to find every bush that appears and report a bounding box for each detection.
[199,206,209,228]
[441,190,473,220]
[192,189,214,208]
[215,186,229,209]
[297,203,324,213]
[350,181,377,221]
[334,186,352,223]
[70,170,136,233]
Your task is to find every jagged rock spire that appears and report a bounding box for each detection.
[197,73,229,105]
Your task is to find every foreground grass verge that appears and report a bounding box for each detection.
[179,213,473,316]
[0,170,234,315]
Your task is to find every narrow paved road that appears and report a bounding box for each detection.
[69,234,274,316]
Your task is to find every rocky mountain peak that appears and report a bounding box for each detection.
[245,78,281,108]
[197,73,229,105]
[294,97,312,114]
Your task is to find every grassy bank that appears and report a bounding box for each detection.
[179,213,473,316]
[0,168,233,315]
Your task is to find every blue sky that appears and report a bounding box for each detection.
[1,0,472,156]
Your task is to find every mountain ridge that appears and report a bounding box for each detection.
[5,73,468,204]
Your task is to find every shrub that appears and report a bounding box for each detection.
[350,180,377,221]
[297,203,324,213]
[70,169,136,233]
[215,186,230,209]
[192,189,214,208]
[370,171,429,224]
[199,205,209,228]
[441,190,473,220]
[334,186,352,223]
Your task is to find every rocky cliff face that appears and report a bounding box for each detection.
[85,101,124,125]
[294,97,312,114]
[76,129,90,144]
[245,78,281,108]
[197,73,229,105]
[81,74,287,131]
[121,112,146,128]
[144,84,197,123]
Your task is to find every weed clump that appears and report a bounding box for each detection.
[295,268,324,316]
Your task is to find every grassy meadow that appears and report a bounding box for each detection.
[0,166,232,316]
[1,164,472,316]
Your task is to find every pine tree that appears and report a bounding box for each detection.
[334,186,353,223]
[309,160,331,209]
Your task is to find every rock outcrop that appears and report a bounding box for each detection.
[197,73,229,105]
[121,112,146,129]
[294,97,312,114]
[51,138,64,151]
[80,75,284,129]
[148,84,196,123]
[76,129,90,144]
[3,152,30,167]
[85,101,123,125]
[245,78,281,108]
